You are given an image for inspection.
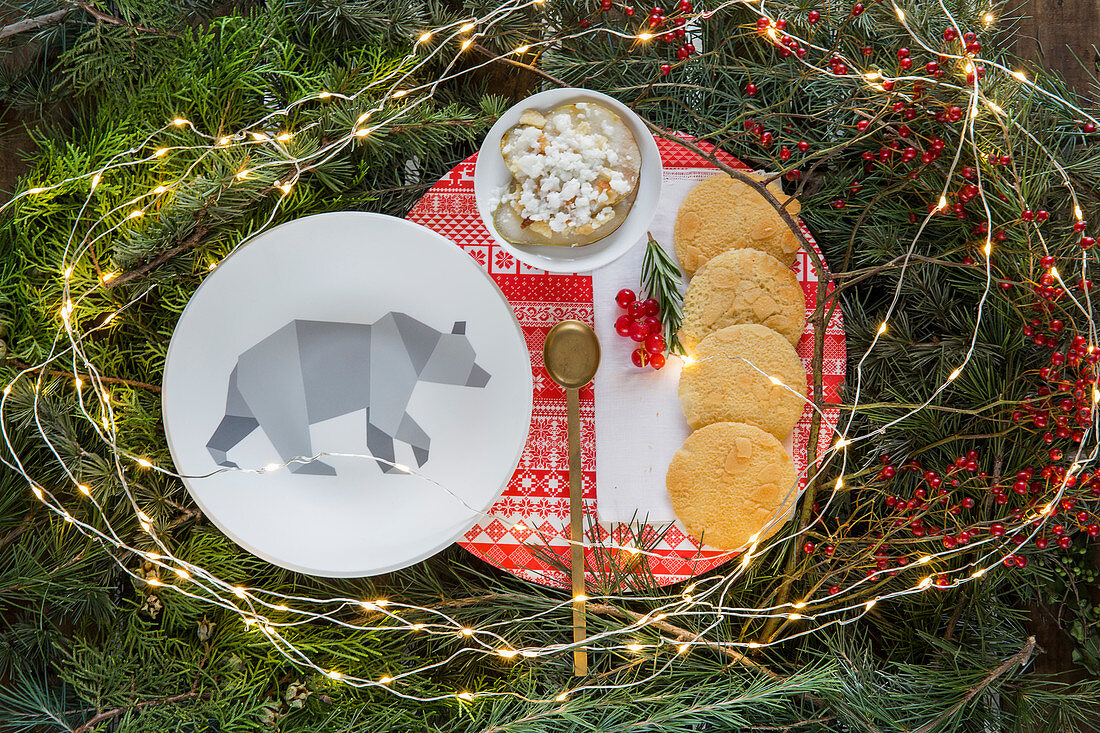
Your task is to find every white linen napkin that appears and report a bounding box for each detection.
[592,168,719,524]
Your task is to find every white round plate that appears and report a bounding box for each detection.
[473,88,662,273]
[162,212,532,577]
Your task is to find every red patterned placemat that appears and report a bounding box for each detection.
[407,134,846,588]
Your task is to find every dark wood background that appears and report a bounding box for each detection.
[1011,0,1099,101]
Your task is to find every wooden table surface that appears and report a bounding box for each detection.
[1012,0,1100,101]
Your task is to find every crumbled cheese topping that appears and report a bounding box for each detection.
[500,104,631,234]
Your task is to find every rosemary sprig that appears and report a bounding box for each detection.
[640,231,686,356]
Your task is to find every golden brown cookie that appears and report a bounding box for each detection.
[679,248,805,350]
[674,173,801,275]
[678,323,806,439]
[666,421,798,550]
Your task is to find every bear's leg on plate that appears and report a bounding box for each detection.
[206,365,259,468]
[396,412,430,467]
[206,414,259,468]
[367,416,399,473]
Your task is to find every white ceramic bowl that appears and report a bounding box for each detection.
[473,88,662,273]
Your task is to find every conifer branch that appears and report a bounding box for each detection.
[72,690,206,733]
[911,636,1037,733]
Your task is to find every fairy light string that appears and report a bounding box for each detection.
[2,0,1098,705]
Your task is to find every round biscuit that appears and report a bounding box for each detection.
[666,422,798,550]
[678,323,806,439]
[674,174,802,275]
[679,248,805,350]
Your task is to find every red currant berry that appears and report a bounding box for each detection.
[644,333,666,355]
[828,584,840,594]
[1035,536,1048,549]
[1084,121,1097,133]
[615,314,633,337]
[1058,535,1073,549]
[990,523,1005,537]
[797,140,809,152]
[660,63,671,75]
[640,298,660,317]
[624,4,634,14]
[615,288,637,308]
[643,316,662,335]
[630,348,649,368]
[851,2,864,15]
[802,541,815,554]
[649,352,666,369]
[628,322,648,342]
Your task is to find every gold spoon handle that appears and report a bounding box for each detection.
[566,386,587,676]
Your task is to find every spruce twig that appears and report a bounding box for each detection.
[911,636,1037,733]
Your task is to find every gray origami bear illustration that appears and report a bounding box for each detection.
[206,312,491,475]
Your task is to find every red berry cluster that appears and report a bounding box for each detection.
[640,2,696,75]
[613,289,667,369]
[757,16,807,59]
[868,442,1100,569]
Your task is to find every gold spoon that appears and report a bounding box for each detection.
[543,320,601,677]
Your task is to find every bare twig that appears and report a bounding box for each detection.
[103,225,209,290]
[5,357,162,393]
[71,2,171,36]
[73,690,205,733]
[0,8,74,40]
[0,2,171,41]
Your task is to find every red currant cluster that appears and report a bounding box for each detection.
[613,289,667,369]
